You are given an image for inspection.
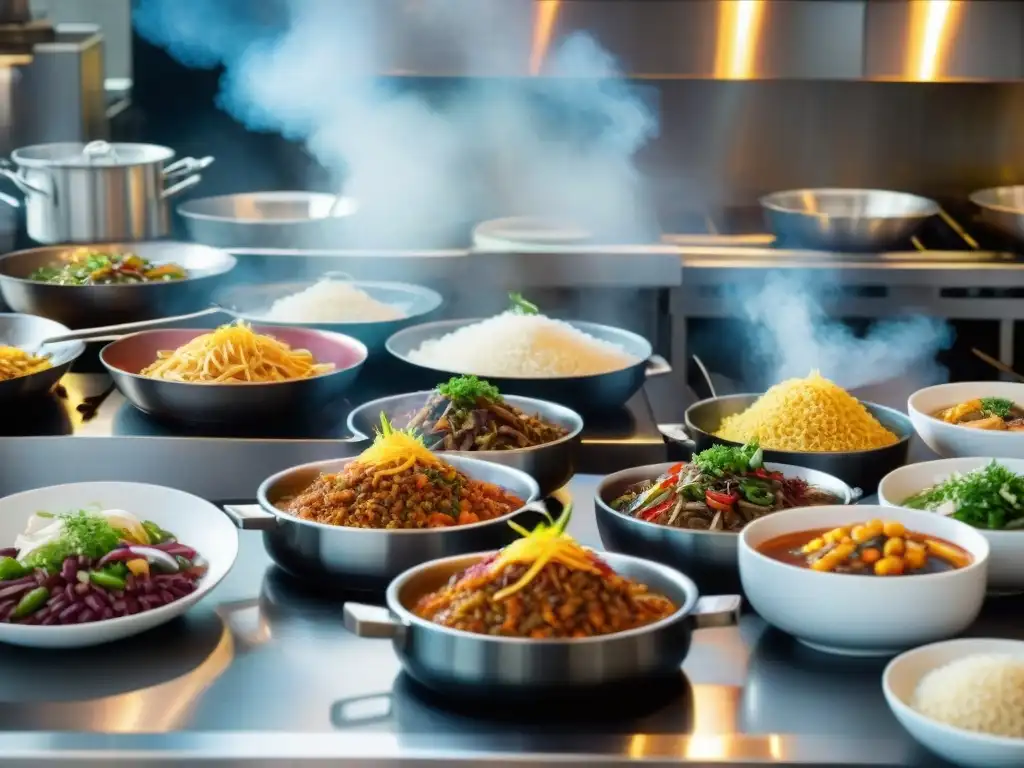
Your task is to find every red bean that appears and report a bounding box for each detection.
[101,607,114,620]
[74,582,89,596]
[0,548,18,558]
[60,558,78,582]
[77,608,96,623]
[58,603,83,623]
[64,584,75,601]
[84,594,104,613]
[0,599,15,621]
[40,615,58,626]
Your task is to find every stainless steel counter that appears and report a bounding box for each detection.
[0,473,1017,766]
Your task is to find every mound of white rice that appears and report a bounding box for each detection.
[912,653,1024,738]
[263,280,403,323]
[407,311,639,378]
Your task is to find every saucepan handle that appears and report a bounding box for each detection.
[222,503,281,531]
[0,159,49,198]
[344,603,407,640]
[850,487,864,502]
[644,355,672,379]
[658,423,696,450]
[691,595,742,630]
[330,693,394,728]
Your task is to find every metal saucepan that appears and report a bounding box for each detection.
[347,390,584,496]
[969,185,1024,241]
[215,279,443,356]
[222,455,544,590]
[178,191,358,249]
[343,550,741,697]
[0,241,237,329]
[594,461,858,594]
[673,393,912,494]
[0,141,213,244]
[760,188,939,251]
[98,325,367,425]
[0,313,84,402]
[385,318,671,413]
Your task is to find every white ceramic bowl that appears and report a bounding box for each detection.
[909,382,1024,459]
[883,638,1024,768]
[0,482,238,648]
[739,504,989,657]
[878,457,1024,594]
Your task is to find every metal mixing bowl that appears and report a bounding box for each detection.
[969,185,1024,241]
[760,188,939,251]
[0,313,84,402]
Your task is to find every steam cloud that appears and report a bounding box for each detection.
[133,0,657,247]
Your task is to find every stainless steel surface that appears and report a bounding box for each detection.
[215,279,444,356]
[759,189,939,252]
[0,312,82,401]
[386,318,670,412]
[593,462,856,595]
[0,142,213,243]
[0,241,236,328]
[344,551,740,696]
[970,185,1024,241]
[245,454,543,589]
[346,390,584,496]
[0,471,1012,764]
[681,395,913,495]
[179,192,360,250]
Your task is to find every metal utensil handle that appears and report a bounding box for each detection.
[692,595,742,629]
[82,141,116,162]
[645,354,672,378]
[0,159,48,198]
[162,174,203,200]
[163,155,215,181]
[221,504,280,531]
[691,355,717,398]
[658,423,695,450]
[0,190,19,208]
[41,307,223,344]
[343,603,404,640]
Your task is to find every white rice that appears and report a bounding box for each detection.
[262,280,403,323]
[407,311,639,378]
[912,653,1024,738]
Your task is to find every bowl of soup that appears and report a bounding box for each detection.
[909,382,1024,459]
[738,505,989,657]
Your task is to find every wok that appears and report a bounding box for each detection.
[215,278,443,356]
[0,241,237,328]
[343,550,741,698]
[222,454,544,590]
[347,390,584,497]
[0,313,84,402]
[969,185,1024,241]
[594,461,858,594]
[385,318,671,412]
[760,189,938,251]
[677,393,912,494]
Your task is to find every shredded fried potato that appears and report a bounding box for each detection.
[715,371,898,452]
[140,321,335,383]
[0,346,51,382]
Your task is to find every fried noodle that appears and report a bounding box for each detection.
[0,346,51,382]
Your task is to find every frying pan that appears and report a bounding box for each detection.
[0,313,84,402]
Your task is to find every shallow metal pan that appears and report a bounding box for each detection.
[0,241,237,329]
[347,390,584,496]
[969,185,1024,241]
[222,454,543,591]
[215,279,443,356]
[760,188,939,251]
[0,313,84,402]
[343,550,740,698]
[385,318,671,412]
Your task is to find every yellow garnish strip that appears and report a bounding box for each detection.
[490,527,603,601]
[357,412,441,471]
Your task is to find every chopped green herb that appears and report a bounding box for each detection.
[903,460,1024,530]
[692,441,762,477]
[21,510,124,572]
[436,375,502,406]
[980,397,1015,419]
[508,292,539,316]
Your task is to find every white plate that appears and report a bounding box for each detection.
[0,482,238,648]
[878,457,1024,594]
[909,382,1024,459]
[883,638,1024,768]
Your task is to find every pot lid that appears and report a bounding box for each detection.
[11,141,176,168]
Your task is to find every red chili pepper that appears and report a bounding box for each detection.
[751,468,783,481]
[640,498,674,521]
[705,489,738,505]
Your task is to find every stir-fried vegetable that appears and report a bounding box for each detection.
[903,461,1024,530]
[29,249,187,285]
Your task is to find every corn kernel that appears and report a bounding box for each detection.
[811,556,839,572]
[882,521,906,538]
[883,537,906,558]
[866,519,884,536]
[802,537,825,553]
[874,556,905,576]
[840,536,853,545]
[831,543,856,562]
[904,547,927,570]
[851,525,872,543]
[861,547,881,564]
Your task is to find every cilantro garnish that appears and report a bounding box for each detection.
[692,441,763,477]
[436,375,502,406]
[980,397,1014,419]
[903,460,1024,530]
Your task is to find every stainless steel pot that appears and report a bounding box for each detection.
[386,318,672,413]
[0,141,214,244]
[346,390,584,496]
[343,551,741,697]
[594,461,858,594]
[222,454,544,590]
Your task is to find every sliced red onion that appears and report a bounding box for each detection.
[96,548,135,567]
[126,546,180,572]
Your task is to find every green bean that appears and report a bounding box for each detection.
[12,587,48,620]
[0,557,29,581]
[89,570,126,590]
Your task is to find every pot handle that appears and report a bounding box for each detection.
[645,355,672,379]
[344,602,407,640]
[850,487,864,502]
[222,503,281,531]
[658,423,696,450]
[163,155,215,180]
[0,159,49,199]
[692,595,742,630]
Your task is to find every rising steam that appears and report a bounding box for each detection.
[133,0,657,247]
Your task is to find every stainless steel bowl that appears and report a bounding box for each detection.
[595,461,857,594]
[99,325,367,424]
[178,191,358,249]
[346,390,584,496]
[343,550,740,698]
[215,279,443,356]
[385,318,671,412]
[223,454,544,590]
[760,188,939,251]
[0,313,84,401]
[0,241,237,329]
[970,186,1024,241]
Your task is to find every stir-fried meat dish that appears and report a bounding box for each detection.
[935,397,1024,432]
[414,507,677,638]
[405,376,569,451]
[610,442,842,532]
[280,415,525,529]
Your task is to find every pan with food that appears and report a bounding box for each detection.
[343,506,740,697]
[0,313,84,402]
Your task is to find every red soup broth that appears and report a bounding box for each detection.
[755,522,972,577]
